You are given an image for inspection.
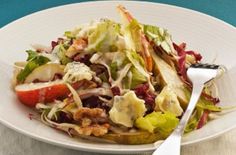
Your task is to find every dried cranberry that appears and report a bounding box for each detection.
[145,93,156,105]
[53,74,63,80]
[55,111,73,123]
[73,54,91,66]
[82,96,110,112]
[90,64,107,75]
[51,41,58,50]
[134,83,149,96]
[82,96,102,108]
[28,113,34,120]
[133,83,156,113]
[51,38,64,50]
[111,86,121,96]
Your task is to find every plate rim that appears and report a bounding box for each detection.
[0,1,236,154]
[1,0,235,31]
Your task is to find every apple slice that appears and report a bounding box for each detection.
[15,80,81,107]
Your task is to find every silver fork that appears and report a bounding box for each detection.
[152,63,223,155]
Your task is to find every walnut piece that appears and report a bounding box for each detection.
[73,107,108,124]
[72,107,109,136]
[77,123,109,136]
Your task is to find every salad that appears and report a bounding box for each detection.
[12,5,222,144]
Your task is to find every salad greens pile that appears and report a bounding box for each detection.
[13,5,222,144]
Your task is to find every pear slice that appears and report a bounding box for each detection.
[101,131,165,144]
[151,51,188,108]
[24,63,65,83]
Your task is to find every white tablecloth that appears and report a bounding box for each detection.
[0,123,235,155]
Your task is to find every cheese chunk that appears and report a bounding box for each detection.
[155,85,183,116]
[109,91,146,127]
[63,62,94,83]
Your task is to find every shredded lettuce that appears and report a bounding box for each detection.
[57,44,72,65]
[197,102,221,112]
[185,108,203,133]
[185,111,200,133]
[143,24,175,54]
[125,19,143,52]
[87,20,120,53]
[17,51,50,82]
[126,50,148,78]
[183,88,221,132]
[112,63,132,88]
[64,31,75,39]
[110,62,118,80]
[184,88,222,112]
[130,67,146,88]
[135,112,179,134]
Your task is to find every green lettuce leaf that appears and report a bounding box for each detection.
[125,19,143,52]
[17,55,50,82]
[26,50,38,61]
[130,66,146,88]
[87,20,120,53]
[143,24,174,54]
[183,89,222,133]
[135,112,179,134]
[185,108,203,133]
[184,88,222,112]
[64,31,75,39]
[125,49,155,90]
[110,62,118,80]
[126,50,148,78]
[57,44,72,65]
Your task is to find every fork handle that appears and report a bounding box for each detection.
[175,84,204,135]
[152,84,205,155]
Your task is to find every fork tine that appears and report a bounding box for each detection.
[190,63,219,69]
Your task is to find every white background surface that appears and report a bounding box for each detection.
[0,123,235,155]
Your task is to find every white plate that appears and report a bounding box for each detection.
[0,1,236,154]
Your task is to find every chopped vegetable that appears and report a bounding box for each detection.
[87,19,120,53]
[64,31,75,39]
[130,67,147,88]
[17,52,50,82]
[57,44,72,65]
[135,112,179,134]
[117,5,153,72]
[26,50,38,61]
[143,24,175,55]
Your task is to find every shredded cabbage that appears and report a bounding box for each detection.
[130,66,147,89]
[143,24,176,55]
[87,19,120,53]
[57,44,72,65]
